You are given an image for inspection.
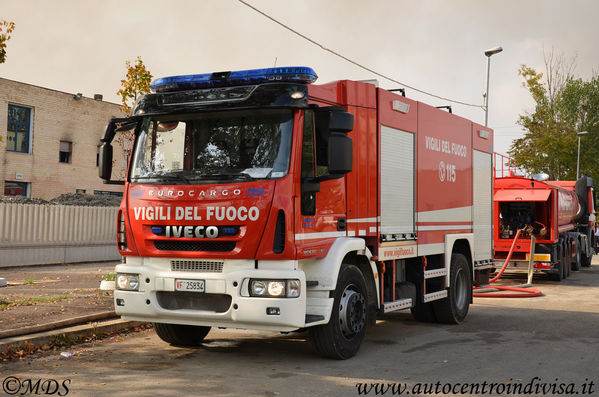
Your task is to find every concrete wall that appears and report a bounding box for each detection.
[0,78,127,199]
[0,203,120,267]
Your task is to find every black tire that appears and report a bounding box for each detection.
[581,252,592,267]
[310,264,368,359]
[565,242,571,278]
[572,240,581,271]
[549,244,564,281]
[582,231,594,267]
[153,323,211,346]
[433,253,471,324]
[410,300,437,322]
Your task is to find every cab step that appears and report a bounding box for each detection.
[423,290,448,303]
[383,298,413,313]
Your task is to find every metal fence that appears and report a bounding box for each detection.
[0,203,120,267]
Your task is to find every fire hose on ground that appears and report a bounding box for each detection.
[473,228,543,298]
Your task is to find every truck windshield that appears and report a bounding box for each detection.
[130,109,293,184]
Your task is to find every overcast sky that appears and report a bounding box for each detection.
[2,0,598,155]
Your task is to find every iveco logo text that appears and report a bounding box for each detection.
[165,225,219,239]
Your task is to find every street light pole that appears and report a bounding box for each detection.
[577,131,589,179]
[484,46,503,127]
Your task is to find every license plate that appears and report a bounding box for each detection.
[175,279,205,292]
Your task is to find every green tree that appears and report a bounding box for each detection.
[116,56,152,115]
[0,20,15,64]
[558,75,599,182]
[509,50,599,183]
[0,20,15,144]
[115,57,152,165]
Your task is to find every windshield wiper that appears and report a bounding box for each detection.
[200,172,253,181]
[132,173,192,184]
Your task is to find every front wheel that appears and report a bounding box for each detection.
[581,252,592,267]
[433,253,471,324]
[549,244,565,281]
[310,264,368,359]
[153,323,211,346]
[565,242,571,278]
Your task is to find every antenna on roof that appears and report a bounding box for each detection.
[389,88,406,97]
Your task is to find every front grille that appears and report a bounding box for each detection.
[154,240,236,252]
[171,260,224,273]
[273,210,285,254]
[156,291,231,313]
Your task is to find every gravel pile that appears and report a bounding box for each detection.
[0,193,122,207]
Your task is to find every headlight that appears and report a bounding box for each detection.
[251,280,267,296]
[116,273,139,291]
[249,279,300,298]
[287,280,300,298]
[267,281,286,297]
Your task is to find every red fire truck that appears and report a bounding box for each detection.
[494,175,595,280]
[99,66,494,358]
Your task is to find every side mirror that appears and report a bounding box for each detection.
[328,133,353,174]
[102,122,118,144]
[98,143,113,181]
[99,117,139,184]
[101,117,139,144]
[328,110,354,133]
[315,107,354,134]
[314,107,354,179]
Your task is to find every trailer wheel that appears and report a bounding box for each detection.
[572,240,581,271]
[153,323,211,346]
[310,264,368,359]
[433,253,471,324]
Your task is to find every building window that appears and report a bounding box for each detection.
[96,144,101,167]
[7,104,32,153]
[4,181,29,197]
[59,141,72,163]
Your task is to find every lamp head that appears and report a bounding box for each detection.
[484,46,503,57]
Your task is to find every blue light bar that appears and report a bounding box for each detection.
[150,66,318,93]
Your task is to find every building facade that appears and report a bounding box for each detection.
[0,78,126,199]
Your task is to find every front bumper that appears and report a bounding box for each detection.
[492,259,557,273]
[114,256,307,332]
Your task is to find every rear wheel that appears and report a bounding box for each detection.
[310,264,368,359]
[433,253,471,324]
[154,323,211,346]
[410,300,437,322]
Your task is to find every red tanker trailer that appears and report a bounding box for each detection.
[494,175,595,280]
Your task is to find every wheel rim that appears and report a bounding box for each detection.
[339,284,366,339]
[454,267,469,310]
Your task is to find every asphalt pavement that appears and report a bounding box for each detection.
[0,261,140,355]
[1,258,597,396]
